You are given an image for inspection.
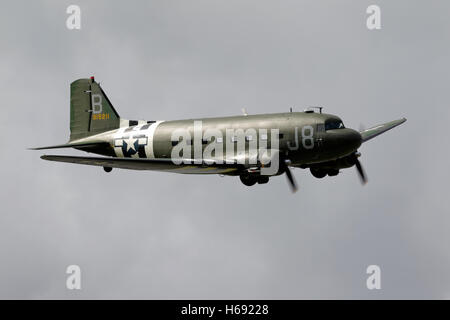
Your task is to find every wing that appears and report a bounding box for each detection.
[40,155,242,175]
[360,118,406,143]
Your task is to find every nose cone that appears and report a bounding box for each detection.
[343,128,362,151]
[325,128,362,157]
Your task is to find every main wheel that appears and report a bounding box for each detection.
[327,169,339,176]
[257,176,269,184]
[240,175,257,186]
[310,168,327,179]
[103,166,113,173]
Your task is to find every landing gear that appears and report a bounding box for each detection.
[239,174,270,186]
[327,169,339,176]
[240,174,257,186]
[310,168,327,179]
[310,167,339,178]
[257,176,269,184]
[103,166,112,173]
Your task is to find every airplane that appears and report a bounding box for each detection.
[32,76,406,192]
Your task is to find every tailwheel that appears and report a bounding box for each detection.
[240,174,257,186]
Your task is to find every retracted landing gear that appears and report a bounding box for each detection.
[103,167,112,173]
[257,176,269,184]
[240,174,257,186]
[310,167,340,178]
[239,174,270,186]
[327,169,339,176]
[310,168,327,179]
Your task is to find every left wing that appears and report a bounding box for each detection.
[40,155,242,175]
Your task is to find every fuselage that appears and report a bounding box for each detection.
[76,111,362,171]
[35,77,405,190]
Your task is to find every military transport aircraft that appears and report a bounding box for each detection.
[32,77,406,192]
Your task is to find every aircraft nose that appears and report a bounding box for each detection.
[324,128,362,157]
[343,129,362,151]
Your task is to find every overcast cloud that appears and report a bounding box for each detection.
[0,0,449,299]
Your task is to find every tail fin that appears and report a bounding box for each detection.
[70,77,120,141]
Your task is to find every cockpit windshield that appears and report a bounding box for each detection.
[325,119,345,130]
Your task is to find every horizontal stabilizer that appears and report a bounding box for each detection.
[29,141,110,150]
[360,118,407,143]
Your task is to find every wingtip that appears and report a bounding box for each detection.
[393,118,407,125]
[395,118,407,127]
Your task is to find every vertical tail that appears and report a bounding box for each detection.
[70,77,120,141]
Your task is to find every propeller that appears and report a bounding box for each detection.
[283,159,298,192]
[352,152,367,185]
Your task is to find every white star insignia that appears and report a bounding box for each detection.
[124,137,137,152]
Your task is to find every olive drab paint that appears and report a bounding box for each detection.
[33,77,406,192]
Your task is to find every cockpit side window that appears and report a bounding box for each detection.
[317,123,325,132]
[325,119,345,130]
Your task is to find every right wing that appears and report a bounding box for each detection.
[40,155,242,175]
[360,118,407,143]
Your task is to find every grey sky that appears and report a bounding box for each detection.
[0,0,449,299]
